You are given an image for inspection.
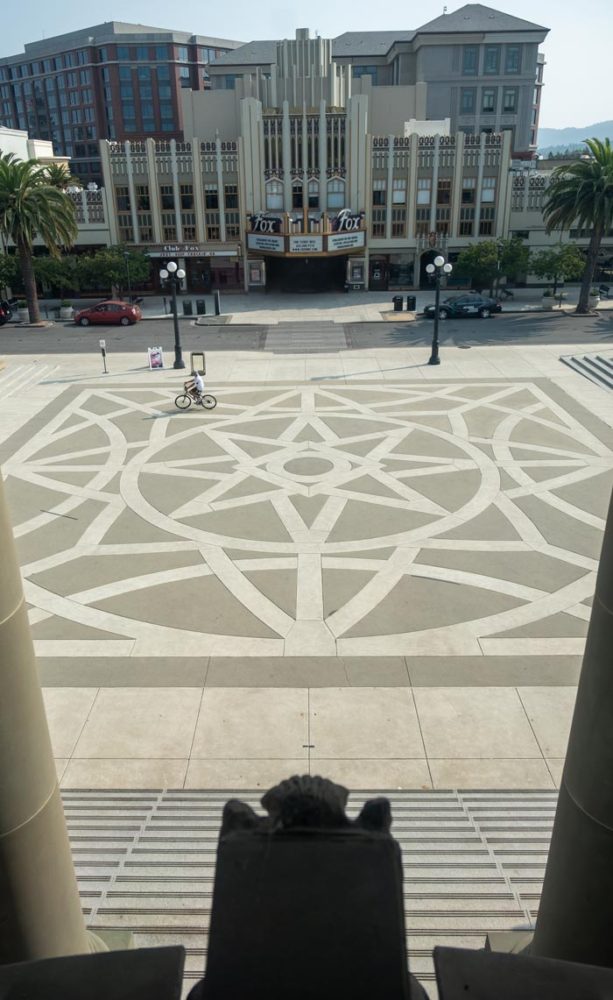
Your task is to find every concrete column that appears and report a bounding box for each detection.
[124,142,139,244]
[0,473,90,963]
[496,129,513,238]
[319,100,327,212]
[450,131,465,239]
[191,137,205,243]
[429,134,440,233]
[282,100,292,212]
[532,486,613,966]
[170,139,182,243]
[475,132,487,230]
[407,134,418,246]
[385,135,394,241]
[302,104,308,194]
[216,135,226,242]
[99,142,119,245]
[146,139,163,243]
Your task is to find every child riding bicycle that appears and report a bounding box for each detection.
[185,370,205,402]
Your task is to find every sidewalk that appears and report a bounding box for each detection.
[32,287,613,327]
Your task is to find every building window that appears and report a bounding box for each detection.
[352,65,378,83]
[459,207,474,236]
[292,182,303,209]
[160,185,174,210]
[484,46,500,74]
[372,178,386,206]
[371,208,386,237]
[266,180,283,210]
[136,46,149,61]
[155,45,168,60]
[158,84,172,99]
[479,205,495,235]
[437,178,451,205]
[462,177,476,204]
[122,103,135,121]
[120,84,133,99]
[460,88,475,114]
[482,88,496,113]
[116,186,130,211]
[80,69,91,85]
[415,207,430,236]
[417,177,431,205]
[327,178,345,209]
[463,46,478,75]
[308,179,319,209]
[140,85,152,100]
[140,101,154,118]
[180,184,193,210]
[118,213,133,241]
[505,45,522,73]
[136,185,150,210]
[205,185,219,209]
[226,211,240,238]
[116,46,130,61]
[161,122,175,132]
[137,67,151,82]
[206,213,220,240]
[181,212,196,240]
[221,75,237,90]
[98,48,108,62]
[503,88,517,113]
[391,207,406,237]
[436,207,450,235]
[392,178,407,204]
[225,183,238,209]
[162,214,177,241]
[160,102,174,119]
[179,67,191,88]
[481,176,496,202]
[138,215,153,241]
[177,46,189,62]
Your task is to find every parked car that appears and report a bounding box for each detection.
[423,294,502,320]
[73,300,142,327]
[0,303,10,326]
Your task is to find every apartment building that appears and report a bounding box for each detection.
[0,23,241,184]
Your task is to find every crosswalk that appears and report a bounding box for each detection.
[63,788,556,996]
[265,322,348,353]
[0,361,60,398]
[560,351,613,391]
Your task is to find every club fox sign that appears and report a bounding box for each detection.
[331,209,365,232]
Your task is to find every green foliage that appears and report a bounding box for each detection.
[42,163,82,190]
[33,254,79,296]
[544,138,613,312]
[0,252,18,293]
[454,238,530,293]
[76,246,150,294]
[530,244,586,293]
[0,152,78,321]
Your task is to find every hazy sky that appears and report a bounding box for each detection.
[1,0,608,129]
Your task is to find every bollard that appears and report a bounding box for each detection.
[214,291,221,316]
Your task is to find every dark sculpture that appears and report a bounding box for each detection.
[188,774,427,1000]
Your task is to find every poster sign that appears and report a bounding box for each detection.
[328,231,366,252]
[289,235,323,253]
[148,347,164,369]
[247,233,284,252]
[331,209,365,232]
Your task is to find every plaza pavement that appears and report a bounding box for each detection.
[1,340,612,792]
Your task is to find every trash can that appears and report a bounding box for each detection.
[182,300,193,316]
[392,295,403,312]
[196,299,206,315]
[406,295,416,311]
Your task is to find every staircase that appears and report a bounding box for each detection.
[63,788,556,996]
[560,352,613,391]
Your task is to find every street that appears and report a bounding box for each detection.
[1,309,613,355]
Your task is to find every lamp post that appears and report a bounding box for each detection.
[159,261,186,370]
[124,251,132,303]
[426,254,453,366]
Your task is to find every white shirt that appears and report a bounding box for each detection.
[193,372,204,394]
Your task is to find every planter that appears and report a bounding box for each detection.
[59,306,74,320]
[588,295,600,310]
[541,297,554,311]
[17,308,29,322]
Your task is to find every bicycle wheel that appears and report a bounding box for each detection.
[174,393,192,410]
[201,394,217,410]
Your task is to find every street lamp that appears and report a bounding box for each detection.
[425,254,453,366]
[159,260,186,369]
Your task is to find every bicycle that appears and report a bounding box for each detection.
[174,390,217,410]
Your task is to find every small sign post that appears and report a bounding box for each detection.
[148,347,164,370]
[99,339,107,374]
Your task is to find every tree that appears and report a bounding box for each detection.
[454,238,530,294]
[42,163,82,191]
[0,253,18,296]
[77,246,150,297]
[543,138,613,313]
[530,244,586,295]
[33,254,79,297]
[0,154,77,322]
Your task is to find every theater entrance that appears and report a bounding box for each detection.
[266,255,347,293]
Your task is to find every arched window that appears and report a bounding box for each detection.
[327,178,345,209]
[308,179,319,209]
[266,179,283,211]
[292,182,303,210]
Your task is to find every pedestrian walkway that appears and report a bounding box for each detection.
[264,321,348,352]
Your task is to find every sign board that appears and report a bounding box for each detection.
[247,233,284,253]
[289,235,323,254]
[147,246,238,258]
[328,231,366,252]
[98,339,106,349]
[148,347,164,369]
[249,213,283,233]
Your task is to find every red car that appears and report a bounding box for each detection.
[74,300,142,327]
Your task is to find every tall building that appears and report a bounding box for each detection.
[98,6,551,293]
[0,23,241,184]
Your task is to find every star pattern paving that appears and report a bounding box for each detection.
[3,380,612,659]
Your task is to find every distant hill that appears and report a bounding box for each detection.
[538,120,613,153]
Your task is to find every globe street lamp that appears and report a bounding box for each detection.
[159,261,186,370]
[425,254,453,366]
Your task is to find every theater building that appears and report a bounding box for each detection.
[99,7,549,292]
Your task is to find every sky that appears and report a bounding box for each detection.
[1,0,609,129]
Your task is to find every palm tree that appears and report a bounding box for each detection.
[0,153,77,323]
[43,162,83,191]
[543,138,613,313]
